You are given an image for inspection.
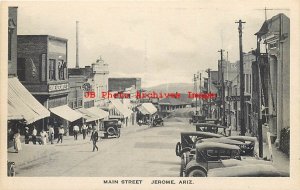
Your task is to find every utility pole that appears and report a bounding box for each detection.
[194,74,198,115]
[76,21,79,68]
[199,72,202,115]
[235,19,246,136]
[206,69,212,118]
[218,49,225,126]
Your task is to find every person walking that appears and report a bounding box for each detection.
[90,128,99,152]
[32,126,37,145]
[57,126,64,143]
[13,130,22,153]
[82,123,87,140]
[73,124,79,140]
[48,125,54,144]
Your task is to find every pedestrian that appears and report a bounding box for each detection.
[57,126,64,143]
[32,126,37,145]
[73,124,79,140]
[13,130,22,153]
[48,125,54,144]
[88,124,93,136]
[40,129,48,145]
[227,124,232,136]
[25,127,30,144]
[90,128,99,152]
[82,123,87,140]
[118,119,122,128]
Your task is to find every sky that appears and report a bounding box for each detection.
[11,0,290,87]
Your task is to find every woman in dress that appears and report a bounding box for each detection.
[13,130,22,153]
[40,129,48,145]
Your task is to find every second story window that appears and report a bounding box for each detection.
[49,59,56,80]
[58,60,65,80]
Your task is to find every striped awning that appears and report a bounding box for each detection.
[8,77,50,124]
[50,105,83,122]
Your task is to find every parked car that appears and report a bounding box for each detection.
[184,142,241,177]
[207,164,283,177]
[189,115,206,124]
[102,119,121,138]
[175,131,223,157]
[226,136,258,157]
[180,137,245,177]
[152,117,164,127]
[194,123,227,135]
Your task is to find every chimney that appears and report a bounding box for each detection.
[76,21,79,68]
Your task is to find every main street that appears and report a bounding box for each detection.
[15,118,193,177]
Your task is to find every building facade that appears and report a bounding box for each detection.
[8,7,18,77]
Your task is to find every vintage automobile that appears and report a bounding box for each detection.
[226,136,259,157]
[175,131,223,157]
[207,164,282,177]
[184,142,241,177]
[102,119,121,138]
[189,115,206,124]
[180,137,245,177]
[152,117,164,127]
[194,123,227,135]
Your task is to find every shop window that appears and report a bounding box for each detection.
[49,59,56,80]
[17,58,26,81]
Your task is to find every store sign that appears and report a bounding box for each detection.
[49,83,69,92]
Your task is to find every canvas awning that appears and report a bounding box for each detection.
[110,99,133,118]
[8,77,50,124]
[138,103,157,115]
[76,108,101,122]
[86,107,109,120]
[50,105,83,122]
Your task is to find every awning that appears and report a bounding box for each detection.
[140,103,157,115]
[137,106,149,115]
[50,105,83,122]
[110,99,133,118]
[86,107,109,120]
[76,108,101,122]
[8,77,50,124]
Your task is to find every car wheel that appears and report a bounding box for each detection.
[188,169,207,177]
[107,127,116,136]
[175,142,182,156]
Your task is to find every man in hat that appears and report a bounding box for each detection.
[32,126,37,145]
[90,128,99,152]
[57,126,64,143]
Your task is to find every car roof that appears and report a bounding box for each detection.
[103,119,118,122]
[181,131,223,138]
[196,142,240,151]
[201,137,245,145]
[226,136,257,142]
[193,123,227,128]
[207,164,281,177]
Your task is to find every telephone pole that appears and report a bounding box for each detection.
[76,21,79,68]
[235,19,246,136]
[194,74,198,114]
[199,72,202,115]
[218,49,225,126]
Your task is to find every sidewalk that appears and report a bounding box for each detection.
[7,135,90,170]
[230,130,290,175]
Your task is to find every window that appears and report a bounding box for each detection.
[58,60,65,80]
[49,59,56,80]
[17,58,26,81]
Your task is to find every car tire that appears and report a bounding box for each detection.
[107,127,116,136]
[175,142,182,156]
[188,169,207,177]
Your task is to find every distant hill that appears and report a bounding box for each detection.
[144,83,194,93]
